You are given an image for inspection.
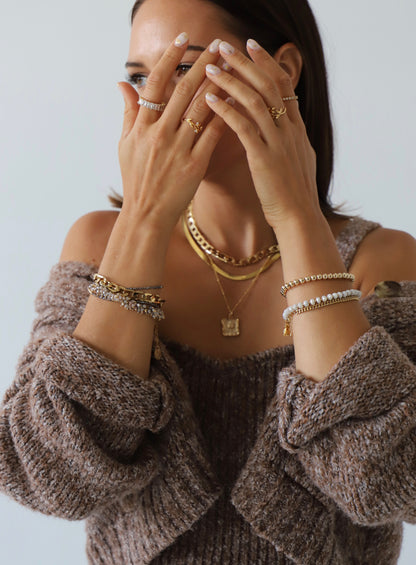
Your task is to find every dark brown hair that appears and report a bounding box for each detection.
[112,0,338,216]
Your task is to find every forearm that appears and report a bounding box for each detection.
[73,210,170,378]
[275,211,370,382]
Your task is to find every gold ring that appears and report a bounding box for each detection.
[282,96,299,102]
[268,105,287,125]
[184,118,204,134]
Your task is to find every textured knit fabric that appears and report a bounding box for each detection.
[1,216,415,565]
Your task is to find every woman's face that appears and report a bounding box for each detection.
[127,0,250,176]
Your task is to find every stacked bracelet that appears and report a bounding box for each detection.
[93,273,164,302]
[88,273,165,322]
[280,272,355,297]
[282,289,361,337]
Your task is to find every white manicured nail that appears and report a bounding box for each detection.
[209,39,221,53]
[247,39,261,50]
[222,62,232,72]
[219,41,235,55]
[206,92,219,103]
[174,32,189,47]
[206,64,221,75]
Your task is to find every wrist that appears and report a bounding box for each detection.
[98,211,171,288]
[117,207,173,245]
[272,207,327,243]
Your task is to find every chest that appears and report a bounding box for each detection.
[158,249,293,360]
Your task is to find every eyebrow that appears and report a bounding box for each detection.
[125,45,205,69]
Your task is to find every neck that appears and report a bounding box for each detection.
[191,162,277,258]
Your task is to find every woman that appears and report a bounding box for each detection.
[1,0,416,563]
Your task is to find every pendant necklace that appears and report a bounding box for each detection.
[207,254,273,337]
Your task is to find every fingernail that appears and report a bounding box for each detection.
[247,38,261,50]
[206,64,221,75]
[222,62,232,72]
[226,97,235,106]
[209,39,221,53]
[206,92,219,103]
[219,41,235,55]
[174,32,189,47]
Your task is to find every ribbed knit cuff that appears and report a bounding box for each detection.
[277,326,416,453]
[36,333,175,433]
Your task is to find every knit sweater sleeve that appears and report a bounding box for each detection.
[232,281,416,529]
[0,261,175,520]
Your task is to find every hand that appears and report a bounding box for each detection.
[204,39,321,230]
[117,34,228,235]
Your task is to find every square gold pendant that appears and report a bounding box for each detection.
[221,317,240,337]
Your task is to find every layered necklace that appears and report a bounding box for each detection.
[182,202,281,337]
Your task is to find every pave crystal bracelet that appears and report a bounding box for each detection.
[88,281,165,321]
[280,272,355,298]
[282,289,362,336]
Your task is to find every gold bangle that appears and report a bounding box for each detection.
[280,273,355,297]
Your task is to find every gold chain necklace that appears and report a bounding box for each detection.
[185,202,280,267]
[208,254,272,337]
[182,213,281,281]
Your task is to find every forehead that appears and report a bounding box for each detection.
[129,0,235,59]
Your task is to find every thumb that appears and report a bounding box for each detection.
[117,82,139,137]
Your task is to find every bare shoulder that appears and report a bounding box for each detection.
[59,210,119,267]
[350,227,416,296]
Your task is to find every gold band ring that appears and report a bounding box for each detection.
[268,105,287,125]
[138,96,166,112]
[183,118,204,134]
[282,95,299,102]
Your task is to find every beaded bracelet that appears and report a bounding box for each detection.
[88,281,165,321]
[280,272,355,297]
[282,289,361,336]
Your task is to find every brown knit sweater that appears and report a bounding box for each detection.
[1,217,416,565]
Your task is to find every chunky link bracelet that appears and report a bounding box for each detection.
[282,289,362,336]
[92,273,164,305]
[88,282,165,321]
[280,272,355,298]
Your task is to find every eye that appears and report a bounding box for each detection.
[126,73,147,89]
[175,62,194,77]
[126,63,194,90]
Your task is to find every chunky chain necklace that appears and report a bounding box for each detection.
[185,202,280,267]
[182,214,281,281]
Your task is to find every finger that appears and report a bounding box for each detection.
[216,41,290,127]
[204,92,264,152]
[135,31,190,126]
[117,82,140,138]
[177,77,223,147]
[161,39,222,130]
[205,64,280,140]
[191,111,229,162]
[245,39,300,123]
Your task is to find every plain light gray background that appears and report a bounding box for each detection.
[1,0,415,563]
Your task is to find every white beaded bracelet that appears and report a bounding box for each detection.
[282,289,362,336]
